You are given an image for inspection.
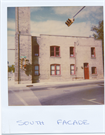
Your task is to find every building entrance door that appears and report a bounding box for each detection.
[84,63,89,79]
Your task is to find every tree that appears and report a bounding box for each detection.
[8,66,12,72]
[91,20,104,69]
[91,20,103,40]
[8,65,15,73]
[11,65,15,72]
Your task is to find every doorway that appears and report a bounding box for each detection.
[84,63,89,79]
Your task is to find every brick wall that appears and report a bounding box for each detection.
[15,7,32,84]
[38,35,103,82]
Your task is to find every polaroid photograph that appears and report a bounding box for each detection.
[8,6,104,106]
[1,0,105,134]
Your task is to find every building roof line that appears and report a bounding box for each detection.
[40,34,94,38]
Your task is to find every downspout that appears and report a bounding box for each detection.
[18,31,20,84]
[74,42,77,78]
[17,7,20,84]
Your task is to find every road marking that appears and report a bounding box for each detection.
[82,98,102,105]
[88,98,96,101]
[13,91,28,106]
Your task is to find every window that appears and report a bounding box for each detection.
[92,67,97,74]
[84,63,89,68]
[70,47,75,57]
[70,64,75,75]
[91,47,96,58]
[34,45,39,56]
[50,46,60,57]
[34,65,40,75]
[50,64,61,75]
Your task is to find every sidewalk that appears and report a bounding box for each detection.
[8,78,104,91]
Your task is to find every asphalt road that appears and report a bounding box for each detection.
[8,83,104,106]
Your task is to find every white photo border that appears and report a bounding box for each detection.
[1,0,105,134]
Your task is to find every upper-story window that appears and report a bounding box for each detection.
[34,45,39,56]
[91,47,96,58]
[50,64,61,75]
[50,46,60,57]
[70,47,75,57]
[91,67,97,74]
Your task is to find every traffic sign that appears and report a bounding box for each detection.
[20,56,26,58]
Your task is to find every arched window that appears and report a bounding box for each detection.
[91,47,96,58]
[34,64,40,76]
[70,64,75,75]
[34,45,39,56]
[50,64,61,75]
[70,47,75,57]
[50,46,60,57]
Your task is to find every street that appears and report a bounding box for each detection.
[8,82,104,106]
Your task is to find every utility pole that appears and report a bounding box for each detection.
[65,7,85,79]
[18,31,20,84]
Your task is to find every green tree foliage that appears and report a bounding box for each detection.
[91,20,103,41]
[8,65,15,72]
[91,20,104,65]
[25,64,32,76]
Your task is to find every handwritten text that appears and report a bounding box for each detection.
[17,120,44,126]
[57,119,89,125]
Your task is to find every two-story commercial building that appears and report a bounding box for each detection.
[31,34,103,83]
[15,7,103,84]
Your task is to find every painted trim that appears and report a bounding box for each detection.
[34,45,39,57]
[70,47,75,57]
[70,64,75,75]
[50,64,61,75]
[91,67,97,74]
[91,47,96,58]
[50,46,60,57]
[34,64,40,76]
[84,63,89,79]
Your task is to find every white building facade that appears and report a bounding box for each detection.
[32,34,103,83]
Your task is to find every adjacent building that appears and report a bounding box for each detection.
[15,7,103,84]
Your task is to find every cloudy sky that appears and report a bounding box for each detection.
[7,6,103,65]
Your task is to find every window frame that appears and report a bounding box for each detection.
[50,46,60,57]
[70,64,75,75]
[91,67,97,75]
[50,64,61,75]
[34,64,40,76]
[91,47,96,58]
[70,47,75,57]
[34,45,39,57]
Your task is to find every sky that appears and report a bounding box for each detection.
[7,6,103,65]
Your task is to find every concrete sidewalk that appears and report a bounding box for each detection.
[8,79,104,91]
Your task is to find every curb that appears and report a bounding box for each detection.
[8,79,104,92]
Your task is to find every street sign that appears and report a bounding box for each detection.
[20,56,26,58]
